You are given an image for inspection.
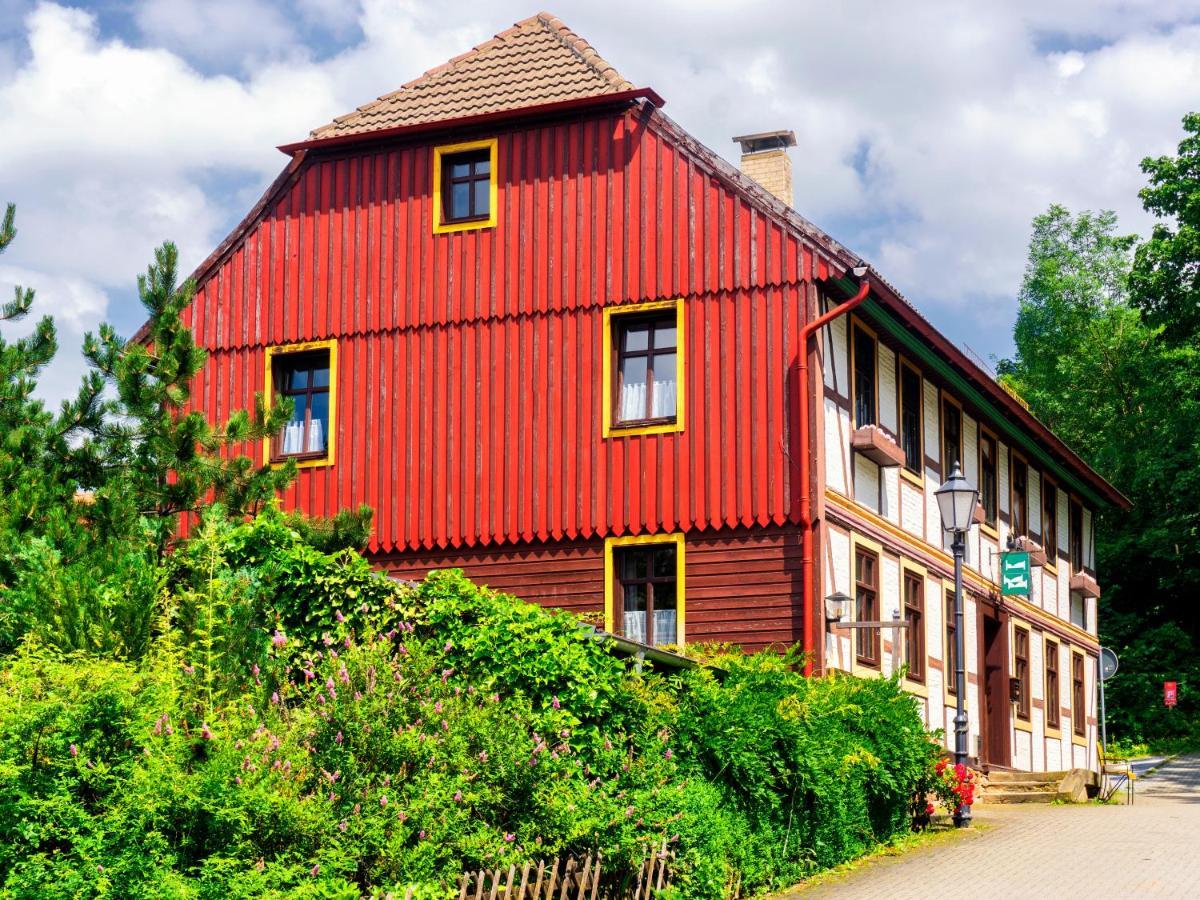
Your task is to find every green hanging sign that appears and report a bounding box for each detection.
[1001,552,1031,597]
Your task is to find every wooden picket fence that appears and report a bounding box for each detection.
[455,841,675,900]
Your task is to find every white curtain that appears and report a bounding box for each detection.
[280,418,326,455]
[618,379,676,422]
[623,610,646,643]
[282,421,305,455]
[306,418,325,453]
[623,609,678,647]
[653,609,677,646]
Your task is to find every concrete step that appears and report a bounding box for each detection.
[986,769,1069,783]
[980,789,1058,804]
[984,779,1059,792]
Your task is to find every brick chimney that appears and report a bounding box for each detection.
[733,130,797,206]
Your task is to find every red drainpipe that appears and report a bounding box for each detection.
[799,274,870,675]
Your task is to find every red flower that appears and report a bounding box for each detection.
[926,802,936,816]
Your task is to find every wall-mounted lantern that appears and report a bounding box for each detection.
[825,591,853,623]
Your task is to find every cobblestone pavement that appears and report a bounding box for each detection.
[780,754,1200,899]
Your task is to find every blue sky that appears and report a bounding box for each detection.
[1,0,1198,403]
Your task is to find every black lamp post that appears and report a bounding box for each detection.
[935,461,978,828]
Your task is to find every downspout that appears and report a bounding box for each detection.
[799,267,870,675]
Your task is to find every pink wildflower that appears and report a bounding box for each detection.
[251,664,260,677]
[335,609,345,623]
[479,751,489,762]
[311,864,319,877]
[454,790,463,803]
[380,795,388,807]
[664,749,674,760]
[69,744,78,757]
[183,665,195,675]
[201,723,213,740]
[272,630,287,648]
[323,634,333,647]
[444,641,453,651]
[271,692,280,705]
[504,833,515,843]
[552,695,561,710]
[338,820,348,832]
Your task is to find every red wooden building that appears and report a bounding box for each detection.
[182,12,1127,768]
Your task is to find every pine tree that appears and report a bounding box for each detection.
[80,241,296,561]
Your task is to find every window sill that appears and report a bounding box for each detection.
[1071,730,1088,747]
[899,466,925,488]
[272,454,333,470]
[1044,725,1062,740]
[605,419,682,438]
[979,521,999,540]
[1014,716,1033,734]
[903,675,930,698]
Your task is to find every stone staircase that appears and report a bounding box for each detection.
[978,769,1070,804]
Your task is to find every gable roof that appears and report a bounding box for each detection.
[308,12,635,141]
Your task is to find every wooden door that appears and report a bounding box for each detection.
[980,610,1011,768]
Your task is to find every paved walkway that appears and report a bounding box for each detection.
[780,754,1200,899]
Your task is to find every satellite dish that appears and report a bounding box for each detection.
[1100,647,1119,681]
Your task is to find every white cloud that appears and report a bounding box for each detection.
[1,0,1198,406]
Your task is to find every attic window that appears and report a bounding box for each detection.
[433,139,498,233]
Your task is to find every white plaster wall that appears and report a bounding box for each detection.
[854,454,880,514]
[900,481,923,536]
[879,345,898,436]
[825,528,853,670]
[824,314,848,390]
[882,466,898,523]
[880,554,901,677]
[824,397,848,496]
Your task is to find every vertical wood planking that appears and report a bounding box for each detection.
[186,106,838,553]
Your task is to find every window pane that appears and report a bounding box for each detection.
[288,392,308,424]
[655,320,677,349]
[901,367,921,471]
[853,328,877,428]
[617,355,648,421]
[623,322,650,352]
[623,583,647,613]
[655,581,677,613]
[450,182,470,219]
[308,392,329,453]
[650,353,677,418]
[450,160,472,178]
[311,365,330,388]
[621,549,648,581]
[473,178,490,217]
[287,366,310,390]
[281,394,308,455]
[943,403,961,471]
[652,547,675,578]
[475,157,490,175]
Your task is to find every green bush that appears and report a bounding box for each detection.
[0,560,938,898]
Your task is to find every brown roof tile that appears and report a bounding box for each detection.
[308,12,635,140]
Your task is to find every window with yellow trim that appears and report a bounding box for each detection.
[264,340,337,468]
[602,300,685,437]
[604,534,686,646]
[432,139,498,233]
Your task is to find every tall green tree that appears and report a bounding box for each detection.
[79,242,295,562]
[0,233,300,655]
[1000,201,1200,741]
[1130,112,1200,344]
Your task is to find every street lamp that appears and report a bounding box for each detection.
[935,462,978,828]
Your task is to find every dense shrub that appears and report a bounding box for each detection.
[0,561,938,898]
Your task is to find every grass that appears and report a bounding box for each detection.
[773,819,983,895]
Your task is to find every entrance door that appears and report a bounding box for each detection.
[980,611,1010,768]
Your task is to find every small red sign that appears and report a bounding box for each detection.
[1165,681,1178,708]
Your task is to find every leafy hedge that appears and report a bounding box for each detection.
[0,529,939,898]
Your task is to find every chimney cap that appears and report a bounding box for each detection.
[733,130,797,154]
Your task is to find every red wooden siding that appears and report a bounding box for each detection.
[187,104,831,553]
[377,525,801,653]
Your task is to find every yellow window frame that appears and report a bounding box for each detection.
[602,298,686,437]
[432,138,499,234]
[263,338,338,469]
[604,533,686,646]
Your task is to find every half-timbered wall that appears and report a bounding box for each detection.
[819,300,1099,770]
